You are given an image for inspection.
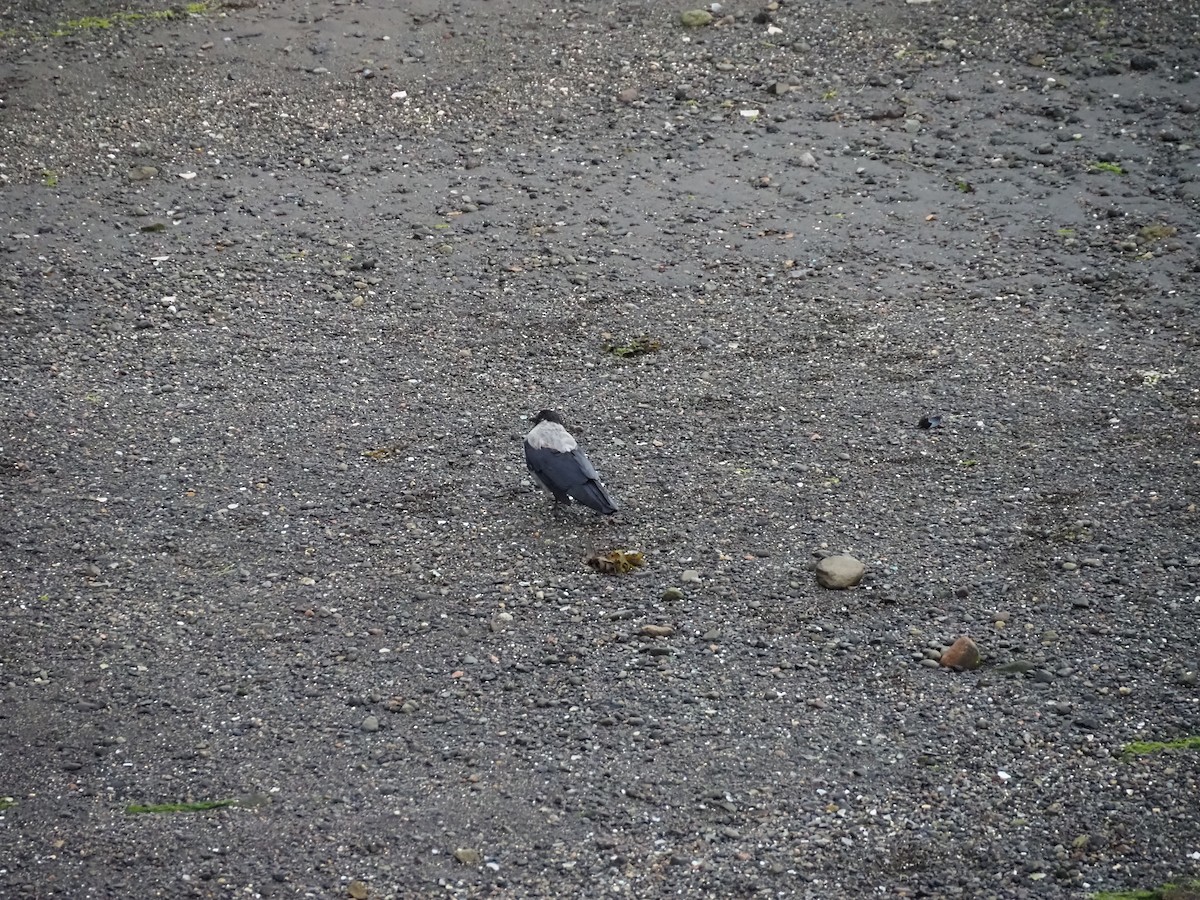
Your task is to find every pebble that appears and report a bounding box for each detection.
[679,9,714,27]
[814,555,864,589]
[360,715,380,733]
[680,569,702,584]
[662,587,685,602]
[940,636,982,669]
[454,848,482,866]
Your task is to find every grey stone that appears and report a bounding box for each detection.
[814,555,865,589]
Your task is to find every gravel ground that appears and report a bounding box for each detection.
[1,0,1198,897]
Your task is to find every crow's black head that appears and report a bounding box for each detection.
[532,409,564,426]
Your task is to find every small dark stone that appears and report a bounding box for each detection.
[1129,54,1157,71]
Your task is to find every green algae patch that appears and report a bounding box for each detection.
[1121,735,1200,758]
[1092,880,1200,900]
[9,3,216,43]
[126,799,237,815]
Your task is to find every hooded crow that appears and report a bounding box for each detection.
[524,409,618,515]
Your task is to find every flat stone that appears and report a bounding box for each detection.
[640,624,675,638]
[996,659,1036,674]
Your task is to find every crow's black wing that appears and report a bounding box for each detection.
[525,443,618,514]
